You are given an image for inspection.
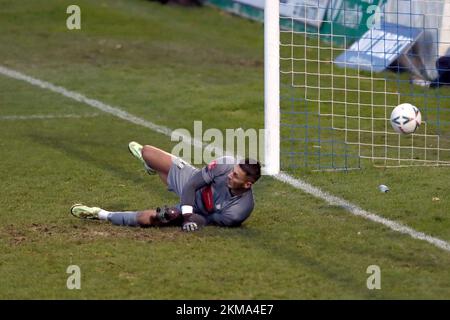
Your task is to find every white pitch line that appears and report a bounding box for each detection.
[275,173,450,252]
[1,64,449,253]
[0,65,173,137]
[0,113,99,120]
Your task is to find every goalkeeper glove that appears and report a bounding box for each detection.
[181,212,198,232]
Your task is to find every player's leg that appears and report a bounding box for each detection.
[128,142,174,185]
[70,204,182,227]
[141,145,174,185]
[136,207,182,227]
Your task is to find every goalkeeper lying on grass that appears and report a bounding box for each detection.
[70,142,261,232]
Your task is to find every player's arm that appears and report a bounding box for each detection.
[180,158,233,231]
[180,170,207,215]
[177,171,207,232]
[180,157,233,215]
[206,201,254,227]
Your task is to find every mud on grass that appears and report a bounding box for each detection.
[0,222,186,246]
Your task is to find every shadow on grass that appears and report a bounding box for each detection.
[27,131,184,210]
[202,226,382,299]
[28,132,155,188]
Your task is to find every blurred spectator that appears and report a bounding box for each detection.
[430,49,450,88]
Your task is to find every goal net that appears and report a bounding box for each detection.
[275,0,450,171]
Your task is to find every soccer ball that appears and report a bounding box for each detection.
[390,103,422,134]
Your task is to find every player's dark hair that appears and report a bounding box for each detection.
[239,158,261,183]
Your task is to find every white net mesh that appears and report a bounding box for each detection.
[280,0,450,169]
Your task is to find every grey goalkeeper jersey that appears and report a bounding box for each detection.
[189,157,255,227]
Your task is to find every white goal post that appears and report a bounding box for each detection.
[264,0,280,175]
